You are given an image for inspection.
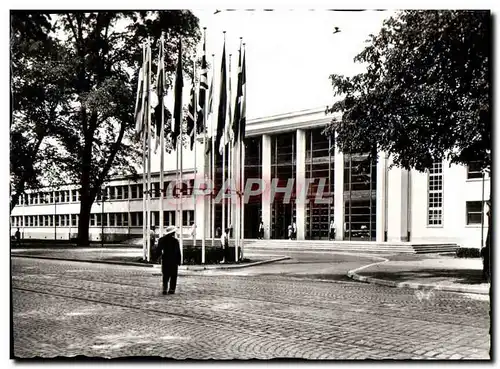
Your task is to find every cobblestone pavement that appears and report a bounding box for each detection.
[12,257,490,360]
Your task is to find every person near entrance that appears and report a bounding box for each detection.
[288,224,293,240]
[220,227,229,263]
[329,220,336,241]
[154,226,181,295]
[15,227,21,247]
[292,221,297,240]
[258,221,264,239]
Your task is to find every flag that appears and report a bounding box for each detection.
[134,66,145,136]
[205,139,212,155]
[197,40,208,135]
[173,39,183,149]
[207,71,214,118]
[215,41,227,156]
[232,46,242,145]
[154,39,166,153]
[187,76,196,151]
[226,55,233,145]
[240,50,247,143]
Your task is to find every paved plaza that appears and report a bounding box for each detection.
[11,254,490,360]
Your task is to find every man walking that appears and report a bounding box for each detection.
[155,226,181,295]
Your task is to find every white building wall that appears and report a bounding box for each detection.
[410,162,490,248]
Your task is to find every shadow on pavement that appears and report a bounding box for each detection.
[362,269,485,285]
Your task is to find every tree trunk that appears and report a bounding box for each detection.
[77,132,93,246]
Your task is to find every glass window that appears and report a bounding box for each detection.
[71,214,77,226]
[90,214,96,226]
[55,215,60,226]
[123,185,129,200]
[466,201,484,225]
[131,184,138,199]
[116,213,123,226]
[123,213,129,226]
[428,162,443,226]
[116,186,123,200]
[467,162,483,179]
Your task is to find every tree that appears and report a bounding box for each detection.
[10,13,71,212]
[47,11,201,245]
[326,10,490,274]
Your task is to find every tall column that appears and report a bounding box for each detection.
[376,152,388,242]
[386,161,409,242]
[334,140,344,240]
[296,129,306,240]
[261,134,272,239]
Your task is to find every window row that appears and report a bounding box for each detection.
[12,211,196,228]
[18,190,79,206]
[11,214,80,227]
[16,180,197,207]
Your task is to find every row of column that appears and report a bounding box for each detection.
[195,130,411,242]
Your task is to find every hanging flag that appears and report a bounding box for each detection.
[154,39,166,153]
[226,54,233,145]
[187,76,196,150]
[232,46,242,146]
[205,139,212,155]
[172,39,183,149]
[134,65,145,136]
[207,70,214,118]
[215,40,227,156]
[197,40,208,135]
[240,50,247,143]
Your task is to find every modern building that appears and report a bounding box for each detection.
[10,107,490,249]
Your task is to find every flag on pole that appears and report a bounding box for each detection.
[154,39,166,153]
[187,76,197,151]
[232,46,242,145]
[197,40,208,135]
[226,54,233,145]
[173,39,183,149]
[240,50,247,142]
[134,66,145,136]
[205,57,215,156]
[216,40,227,156]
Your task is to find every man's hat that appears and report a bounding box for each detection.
[164,226,177,236]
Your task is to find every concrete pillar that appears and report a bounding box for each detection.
[334,141,344,240]
[262,134,272,239]
[376,153,388,242]
[296,129,307,240]
[386,161,409,242]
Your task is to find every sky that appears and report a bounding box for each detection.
[159,9,395,171]
[191,9,394,120]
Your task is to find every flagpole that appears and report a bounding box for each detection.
[234,37,243,262]
[146,39,152,262]
[240,43,246,260]
[201,27,207,264]
[228,53,232,236]
[211,53,215,249]
[141,42,147,260]
[159,35,165,239]
[192,58,198,251]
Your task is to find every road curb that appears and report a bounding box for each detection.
[347,260,490,295]
[12,254,290,271]
[11,254,155,268]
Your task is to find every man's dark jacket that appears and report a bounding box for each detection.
[155,234,181,268]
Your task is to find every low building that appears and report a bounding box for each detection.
[10,108,490,248]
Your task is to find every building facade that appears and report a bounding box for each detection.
[11,108,490,248]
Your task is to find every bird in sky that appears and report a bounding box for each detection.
[333,27,341,34]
